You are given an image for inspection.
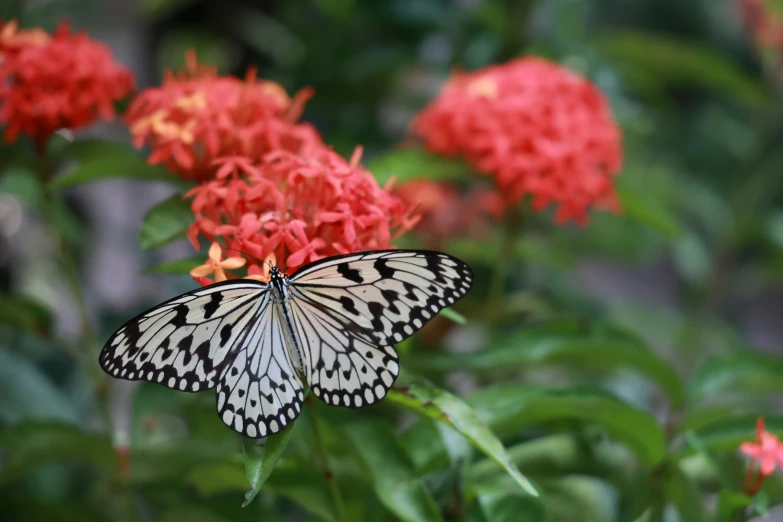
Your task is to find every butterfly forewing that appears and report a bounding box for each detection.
[216,291,305,437]
[289,250,474,346]
[99,281,268,393]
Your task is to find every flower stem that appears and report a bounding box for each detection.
[486,205,522,322]
[306,399,347,522]
[36,149,97,349]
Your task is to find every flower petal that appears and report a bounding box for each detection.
[208,242,223,264]
[190,264,215,277]
[220,256,247,269]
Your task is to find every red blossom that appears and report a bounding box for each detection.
[394,179,501,247]
[0,20,134,146]
[740,417,783,495]
[186,146,419,279]
[126,52,321,181]
[413,57,622,225]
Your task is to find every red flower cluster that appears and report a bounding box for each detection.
[0,21,134,146]
[127,53,321,181]
[413,57,622,224]
[395,179,502,247]
[187,147,418,280]
[740,417,783,496]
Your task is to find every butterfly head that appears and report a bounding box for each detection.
[268,266,290,302]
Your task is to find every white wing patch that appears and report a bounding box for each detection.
[216,292,304,438]
[99,281,267,393]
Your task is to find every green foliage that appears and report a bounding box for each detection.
[138,195,194,250]
[5,0,783,521]
[48,139,182,190]
[242,422,296,507]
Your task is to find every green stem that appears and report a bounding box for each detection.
[307,400,347,522]
[486,206,522,322]
[36,149,97,351]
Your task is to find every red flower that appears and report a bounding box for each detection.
[186,146,419,278]
[0,21,134,146]
[126,52,321,181]
[413,57,622,225]
[395,179,501,247]
[740,417,783,495]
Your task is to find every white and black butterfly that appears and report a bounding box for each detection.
[99,250,473,438]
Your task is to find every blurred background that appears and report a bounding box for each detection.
[2,0,783,521]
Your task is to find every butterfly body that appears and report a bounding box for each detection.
[267,267,306,373]
[100,250,473,438]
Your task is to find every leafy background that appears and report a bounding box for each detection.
[2,0,783,521]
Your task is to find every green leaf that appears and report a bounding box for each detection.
[468,433,633,486]
[0,351,79,424]
[688,350,783,402]
[0,295,52,335]
[242,421,296,507]
[387,380,540,498]
[49,139,182,190]
[477,486,547,522]
[664,461,707,522]
[0,166,44,208]
[186,460,337,520]
[143,255,205,275]
[408,318,684,406]
[616,182,681,238]
[0,422,114,485]
[440,307,466,325]
[159,507,232,522]
[593,31,767,106]
[138,194,193,250]
[467,385,667,467]
[344,420,444,522]
[367,147,472,185]
[717,490,752,522]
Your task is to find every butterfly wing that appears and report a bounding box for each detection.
[216,291,304,438]
[288,250,473,407]
[288,292,399,408]
[99,280,269,393]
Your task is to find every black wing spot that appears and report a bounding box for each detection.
[339,295,359,315]
[374,258,396,279]
[337,262,364,283]
[171,305,188,327]
[231,367,239,377]
[219,324,233,347]
[203,293,222,319]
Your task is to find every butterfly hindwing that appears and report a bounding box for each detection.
[99,280,268,393]
[216,292,305,438]
[288,290,399,408]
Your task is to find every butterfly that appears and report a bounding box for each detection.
[99,249,473,438]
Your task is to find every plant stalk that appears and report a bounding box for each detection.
[307,400,347,522]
